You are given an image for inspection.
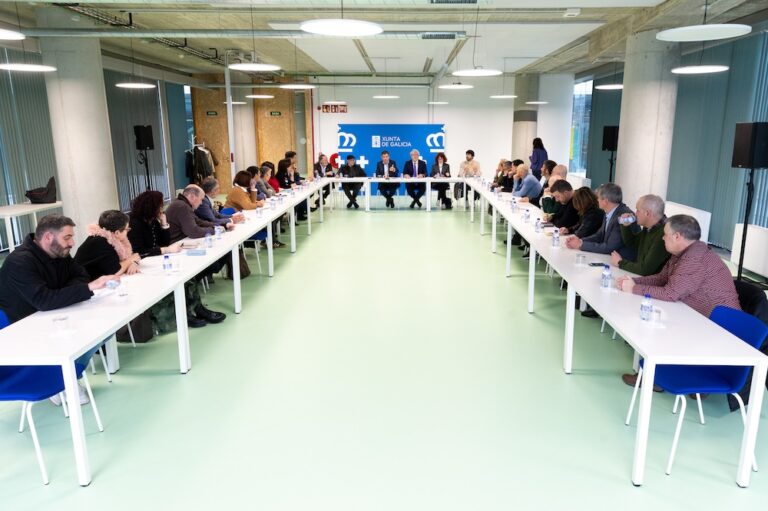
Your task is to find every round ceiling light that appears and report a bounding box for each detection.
[0,28,25,41]
[453,67,503,77]
[116,82,157,89]
[439,82,474,90]
[657,24,751,42]
[671,65,729,74]
[525,101,548,105]
[279,83,316,90]
[373,95,399,99]
[427,101,448,105]
[246,94,275,99]
[323,100,347,105]
[0,63,56,72]
[229,62,281,72]
[489,94,517,99]
[594,84,623,90]
[300,19,383,37]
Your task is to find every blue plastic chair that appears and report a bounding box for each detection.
[626,306,768,475]
[221,207,266,273]
[0,310,104,484]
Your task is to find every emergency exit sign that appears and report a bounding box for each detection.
[270,111,282,117]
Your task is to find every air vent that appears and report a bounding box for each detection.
[429,0,477,4]
[421,32,457,40]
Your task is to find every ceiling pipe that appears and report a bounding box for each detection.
[23,28,467,40]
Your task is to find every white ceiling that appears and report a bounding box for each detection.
[205,0,663,8]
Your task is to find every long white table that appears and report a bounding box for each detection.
[466,178,768,488]
[0,201,63,253]
[327,176,467,212]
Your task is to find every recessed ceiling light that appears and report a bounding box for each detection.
[300,19,383,37]
[116,82,157,89]
[657,24,751,42]
[453,67,503,77]
[246,94,275,99]
[489,94,517,99]
[323,100,347,105]
[525,101,548,105]
[671,65,729,74]
[279,83,316,90]
[594,84,623,90]
[427,101,448,105]
[0,63,57,72]
[0,28,25,41]
[373,95,399,99]
[229,62,281,72]
[439,82,473,90]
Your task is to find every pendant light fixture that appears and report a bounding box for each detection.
[439,82,473,90]
[280,40,316,90]
[657,0,751,42]
[489,58,517,99]
[115,38,156,89]
[453,4,502,78]
[0,5,55,72]
[323,76,347,105]
[594,60,624,90]
[300,0,382,37]
[229,4,281,72]
[373,58,399,99]
[670,1,730,76]
[0,28,25,41]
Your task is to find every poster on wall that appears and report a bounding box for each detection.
[322,104,348,113]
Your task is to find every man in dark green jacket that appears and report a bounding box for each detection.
[610,194,670,275]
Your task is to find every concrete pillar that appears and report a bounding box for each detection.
[537,74,575,166]
[232,88,258,170]
[37,7,119,243]
[512,74,538,160]
[615,30,679,207]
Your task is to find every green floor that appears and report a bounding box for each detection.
[1,205,767,509]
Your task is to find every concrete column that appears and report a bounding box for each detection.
[537,74,575,166]
[232,88,258,170]
[615,30,679,207]
[512,74,538,160]
[37,7,119,243]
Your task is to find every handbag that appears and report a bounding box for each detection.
[225,246,251,280]
[116,310,155,343]
[25,176,57,204]
[453,182,464,200]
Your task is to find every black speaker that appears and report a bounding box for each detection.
[732,122,768,169]
[133,125,154,151]
[602,126,619,151]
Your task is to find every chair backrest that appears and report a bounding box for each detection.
[734,279,768,326]
[0,310,9,330]
[220,207,236,216]
[710,305,768,389]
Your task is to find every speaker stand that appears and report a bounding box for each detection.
[607,150,616,182]
[137,149,152,191]
[737,167,756,281]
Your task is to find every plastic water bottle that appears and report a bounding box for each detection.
[162,254,172,274]
[523,209,531,223]
[534,218,542,233]
[106,279,119,290]
[215,225,224,240]
[205,233,213,248]
[640,294,653,321]
[601,264,612,289]
[552,229,560,248]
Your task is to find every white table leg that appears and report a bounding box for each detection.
[633,351,640,372]
[463,182,468,211]
[104,334,120,373]
[737,361,768,487]
[289,208,296,253]
[563,284,575,374]
[470,188,475,222]
[505,223,512,277]
[232,246,241,314]
[480,197,486,235]
[491,206,497,253]
[319,185,325,223]
[632,359,656,486]
[267,221,274,277]
[173,283,191,373]
[4,216,14,253]
[426,181,432,212]
[528,244,536,313]
[62,357,91,486]
[365,181,371,212]
[306,196,312,235]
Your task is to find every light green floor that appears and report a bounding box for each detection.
[2,205,767,509]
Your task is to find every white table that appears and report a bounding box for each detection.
[328,177,467,212]
[466,178,768,488]
[0,201,63,252]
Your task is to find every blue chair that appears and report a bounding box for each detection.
[0,310,103,484]
[626,306,768,475]
[221,207,265,273]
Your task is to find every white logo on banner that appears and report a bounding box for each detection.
[338,131,357,153]
[371,136,381,148]
[357,155,370,169]
[426,128,446,153]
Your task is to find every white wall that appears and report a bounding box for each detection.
[536,74,575,167]
[312,78,515,178]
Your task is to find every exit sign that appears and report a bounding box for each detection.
[206,111,218,116]
[270,111,282,117]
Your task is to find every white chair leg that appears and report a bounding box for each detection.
[695,394,706,425]
[732,393,759,472]
[19,402,27,432]
[126,322,136,348]
[60,392,69,418]
[24,402,50,485]
[666,396,687,475]
[98,347,112,383]
[625,367,643,426]
[80,373,104,432]
[90,358,96,375]
[673,395,681,414]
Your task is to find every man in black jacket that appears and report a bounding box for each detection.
[338,154,366,209]
[403,149,427,209]
[548,180,580,230]
[375,150,399,209]
[0,215,115,324]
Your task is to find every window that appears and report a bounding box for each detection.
[569,80,592,174]
[184,85,195,144]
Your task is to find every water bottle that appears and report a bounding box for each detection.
[106,279,119,290]
[523,209,531,223]
[215,225,224,240]
[205,233,213,248]
[601,264,612,289]
[162,254,172,274]
[534,218,542,233]
[511,198,518,213]
[640,294,653,321]
[552,229,560,248]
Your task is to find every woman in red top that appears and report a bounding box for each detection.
[263,161,281,192]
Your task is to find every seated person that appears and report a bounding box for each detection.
[338,154,366,209]
[458,149,481,203]
[431,151,452,210]
[75,210,141,279]
[167,185,233,242]
[617,215,741,387]
[376,150,399,209]
[0,214,116,404]
[500,160,522,193]
[225,171,265,212]
[128,190,225,329]
[547,180,580,231]
[538,160,559,213]
[254,165,277,198]
[403,149,427,209]
[610,194,670,276]
[264,161,281,193]
[196,177,243,227]
[539,159,557,189]
[565,183,630,254]
[313,154,333,209]
[512,163,543,199]
[275,158,308,221]
[560,186,604,239]
[489,158,507,191]
[245,166,267,201]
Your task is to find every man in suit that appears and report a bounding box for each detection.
[312,153,333,210]
[403,149,427,209]
[196,177,243,227]
[338,154,366,209]
[375,150,399,209]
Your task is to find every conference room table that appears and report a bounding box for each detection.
[0,180,324,486]
[326,176,468,212]
[0,201,63,253]
[464,178,768,488]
